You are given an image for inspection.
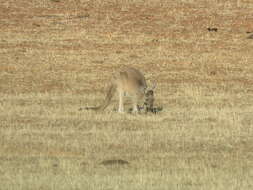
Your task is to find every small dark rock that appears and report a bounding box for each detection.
[52,163,58,168]
[33,23,40,27]
[207,27,218,32]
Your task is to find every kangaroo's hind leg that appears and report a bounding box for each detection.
[118,90,124,113]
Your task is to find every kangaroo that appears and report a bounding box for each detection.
[84,66,155,113]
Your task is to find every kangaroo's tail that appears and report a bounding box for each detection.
[98,84,117,111]
[81,84,117,112]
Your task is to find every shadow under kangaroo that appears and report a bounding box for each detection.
[80,66,162,114]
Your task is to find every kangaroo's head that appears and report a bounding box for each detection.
[143,83,156,112]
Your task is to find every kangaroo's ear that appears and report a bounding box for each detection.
[151,83,157,90]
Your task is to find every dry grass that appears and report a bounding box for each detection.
[0,0,253,189]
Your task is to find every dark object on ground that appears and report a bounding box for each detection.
[210,71,216,75]
[33,23,40,27]
[207,27,218,32]
[100,159,129,166]
[246,31,253,34]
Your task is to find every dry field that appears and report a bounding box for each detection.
[0,0,253,189]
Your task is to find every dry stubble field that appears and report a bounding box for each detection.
[0,0,253,189]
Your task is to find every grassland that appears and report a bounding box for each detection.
[0,0,253,189]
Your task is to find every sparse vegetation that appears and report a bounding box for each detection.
[0,0,252,189]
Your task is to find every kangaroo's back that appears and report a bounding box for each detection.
[114,66,147,95]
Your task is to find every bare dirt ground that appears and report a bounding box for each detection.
[0,0,253,189]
